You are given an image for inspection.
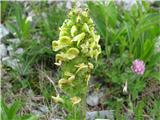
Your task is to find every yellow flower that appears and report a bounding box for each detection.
[88,62,94,70]
[59,36,72,46]
[88,18,94,24]
[72,33,85,46]
[52,95,64,103]
[75,63,88,73]
[52,41,60,51]
[58,77,74,88]
[68,75,75,81]
[52,38,71,52]
[59,30,69,37]
[54,61,62,66]
[95,35,100,43]
[70,96,81,105]
[82,23,90,33]
[66,48,79,60]
[89,49,101,61]
[82,11,88,17]
[71,25,77,37]
[55,53,66,63]
[76,15,81,22]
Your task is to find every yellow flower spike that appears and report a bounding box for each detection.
[52,95,64,103]
[88,62,94,70]
[85,74,91,86]
[71,96,81,105]
[71,25,77,37]
[75,63,88,73]
[51,9,101,119]
[59,36,72,46]
[72,33,85,46]
[66,48,79,60]
[82,23,90,33]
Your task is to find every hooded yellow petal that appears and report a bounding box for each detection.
[82,23,90,33]
[56,53,66,62]
[58,78,73,88]
[82,11,88,17]
[66,48,79,60]
[52,95,64,103]
[88,18,94,24]
[68,75,75,81]
[59,78,73,84]
[59,36,71,46]
[52,41,60,51]
[88,62,94,70]
[70,96,81,105]
[54,61,62,66]
[72,33,85,46]
[59,36,72,49]
[95,35,100,43]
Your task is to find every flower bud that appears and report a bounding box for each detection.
[71,25,77,37]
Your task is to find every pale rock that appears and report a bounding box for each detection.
[66,0,72,9]
[87,92,99,106]
[7,45,14,56]
[32,110,43,116]
[39,105,49,113]
[0,24,9,40]
[7,38,20,45]
[86,110,114,120]
[15,48,24,55]
[0,44,7,58]
[2,57,20,69]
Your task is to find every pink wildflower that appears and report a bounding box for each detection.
[131,59,145,75]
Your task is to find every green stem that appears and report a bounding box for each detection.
[81,85,87,120]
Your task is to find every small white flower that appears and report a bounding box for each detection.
[123,81,128,93]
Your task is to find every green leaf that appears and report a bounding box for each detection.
[135,101,145,120]
[151,72,160,81]
[8,101,21,120]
